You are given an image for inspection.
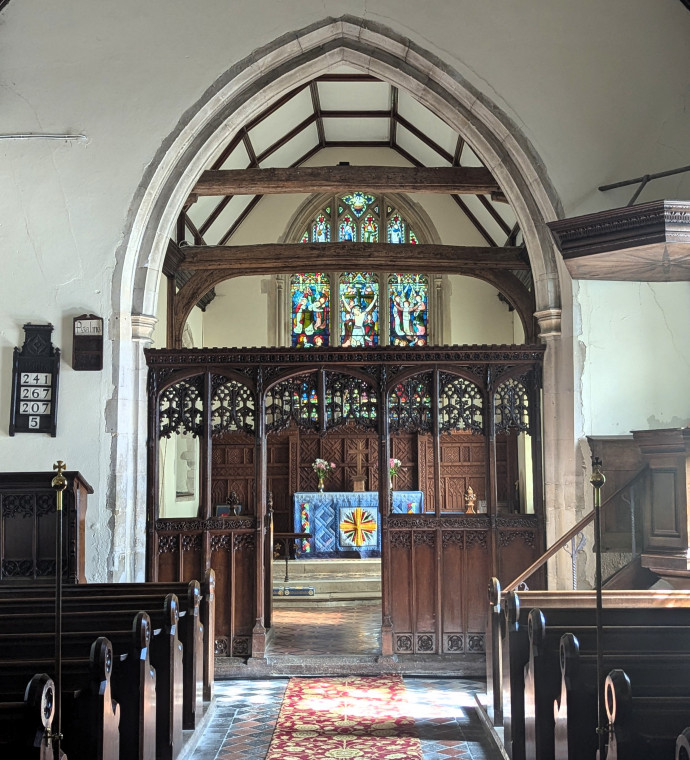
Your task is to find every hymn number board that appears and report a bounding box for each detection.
[10,323,60,437]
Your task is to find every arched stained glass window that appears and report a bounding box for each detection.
[290,193,429,347]
[387,213,405,243]
[340,272,379,347]
[339,215,356,242]
[312,210,330,242]
[291,273,330,348]
[389,274,428,347]
[361,215,378,243]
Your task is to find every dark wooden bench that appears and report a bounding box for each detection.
[603,668,690,760]
[0,571,215,705]
[0,637,121,760]
[0,584,203,731]
[533,614,690,760]
[0,599,187,758]
[0,672,60,760]
[0,615,155,760]
[496,587,690,760]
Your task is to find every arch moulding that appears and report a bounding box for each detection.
[111,15,574,587]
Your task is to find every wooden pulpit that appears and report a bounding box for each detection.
[0,471,92,583]
[633,428,690,585]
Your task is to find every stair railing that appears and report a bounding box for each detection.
[503,464,649,592]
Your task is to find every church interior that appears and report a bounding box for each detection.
[2,2,690,759]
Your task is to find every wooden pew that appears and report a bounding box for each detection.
[0,637,120,760]
[0,571,215,707]
[0,672,58,760]
[0,597,186,759]
[0,615,154,760]
[0,585,202,731]
[497,587,690,760]
[603,668,690,760]
[538,618,690,760]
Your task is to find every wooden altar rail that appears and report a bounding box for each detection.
[486,584,690,760]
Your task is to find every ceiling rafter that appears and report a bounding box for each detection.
[477,194,512,237]
[394,112,454,165]
[310,81,326,148]
[187,73,517,253]
[390,87,399,148]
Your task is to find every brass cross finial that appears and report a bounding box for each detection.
[51,460,68,490]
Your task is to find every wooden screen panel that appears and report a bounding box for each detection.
[157,535,180,582]
[412,531,438,645]
[390,532,414,654]
[440,531,464,653]
[463,531,491,652]
[497,519,544,590]
[210,538,233,656]
[230,532,256,657]
[438,433,487,512]
[181,533,203,582]
[211,433,256,513]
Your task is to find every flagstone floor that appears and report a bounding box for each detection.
[189,677,503,760]
[190,603,502,760]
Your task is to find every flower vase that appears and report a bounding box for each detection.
[317,474,325,492]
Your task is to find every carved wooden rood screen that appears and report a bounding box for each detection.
[145,345,546,658]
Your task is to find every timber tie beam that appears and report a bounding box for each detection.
[190,165,501,197]
[179,243,528,273]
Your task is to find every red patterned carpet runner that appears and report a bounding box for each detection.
[266,675,423,759]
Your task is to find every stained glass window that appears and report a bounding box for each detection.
[291,273,330,348]
[339,272,379,347]
[339,215,356,242]
[387,214,405,244]
[389,274,428,347]
[311,212,330,243]
[291,194,428,348]
[361,215,378,243]
[342,192,375,217]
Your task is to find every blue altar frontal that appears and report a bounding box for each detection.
[293,490,424,558]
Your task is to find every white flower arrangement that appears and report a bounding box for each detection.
[389,458,402,477]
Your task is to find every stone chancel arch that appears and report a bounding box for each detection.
[114,15,572,585]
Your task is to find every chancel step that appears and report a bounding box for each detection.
[272,558,381,606]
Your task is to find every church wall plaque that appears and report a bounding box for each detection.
[9,323,60,437]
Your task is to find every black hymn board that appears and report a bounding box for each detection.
[10,323,60,437]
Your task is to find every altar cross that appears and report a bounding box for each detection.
[351,439,368,477]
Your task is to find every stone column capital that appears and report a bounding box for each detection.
[131,314,157,343]
[534,308,561,339]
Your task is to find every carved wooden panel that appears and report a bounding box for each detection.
[210,432,256,514]
[440,433,487,512]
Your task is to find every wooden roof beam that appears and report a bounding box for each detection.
[191,166,501,197]
[179,242,528,273]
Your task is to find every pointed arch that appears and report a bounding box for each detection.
[110,15,573,585]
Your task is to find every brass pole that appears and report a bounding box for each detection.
[591,457,606,759]
[51,460,67,760]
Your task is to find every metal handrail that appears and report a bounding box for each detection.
[504,464,649,592]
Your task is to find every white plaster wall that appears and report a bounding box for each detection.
[1,1,690,580]
[577,280,690,434]
[203,277,270,348]
[446,276,522,345]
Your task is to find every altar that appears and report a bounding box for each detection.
[293,490,424,558]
